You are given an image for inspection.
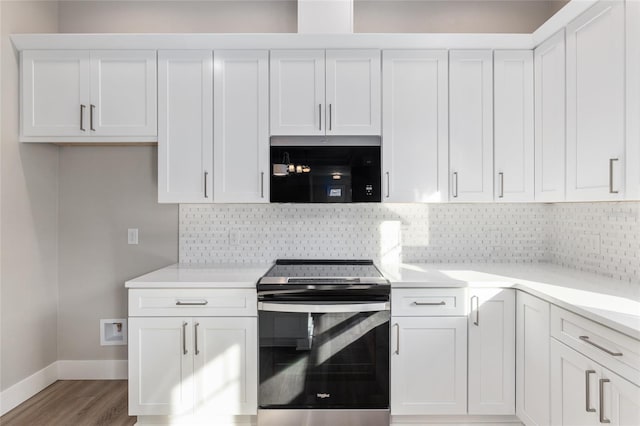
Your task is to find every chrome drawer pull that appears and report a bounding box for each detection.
[599,378,611,424]
[413,301,446,306]
[579,336,623,357]
[394,323,400,355]
[585,370,596,412]
[176,300,208,306]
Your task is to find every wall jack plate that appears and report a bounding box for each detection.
[100,318,127,346]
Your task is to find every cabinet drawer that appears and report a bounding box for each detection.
[129,289,257,317]
[392,288,466,316]
[551,305,640,385]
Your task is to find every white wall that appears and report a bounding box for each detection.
[58,147,177,361]
[354,0,569,33]
[58,0,297,33]
[0,1,59,392]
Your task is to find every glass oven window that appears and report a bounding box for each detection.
[258,310,389,409]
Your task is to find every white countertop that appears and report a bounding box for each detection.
[125,261,640,339]
[125,263,271,289]
[382,262,640,340]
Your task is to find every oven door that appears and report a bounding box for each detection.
[258,301,390,410]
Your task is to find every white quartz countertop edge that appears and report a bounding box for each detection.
[384,263,640,341]
[125,262,640,340]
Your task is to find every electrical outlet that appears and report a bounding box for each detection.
[128,228,139,245]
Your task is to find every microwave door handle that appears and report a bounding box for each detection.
[258,301,390,314]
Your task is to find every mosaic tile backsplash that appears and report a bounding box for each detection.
[179,202,640,282]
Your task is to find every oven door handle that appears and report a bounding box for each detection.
[258,301,390,313]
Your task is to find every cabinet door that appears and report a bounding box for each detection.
[270,50,325,135]
[157,50,213,203]
[494,50,534,202]
[550,339,600,426]
[516,292,551,426]
[128,317,194,416]
[449,50,493,201]
[382,50,448,202]
[21,50,90,137]
[535,31,566,202]
[468,289,515,415]
[213,50,269,203]
[391,316,467,415]
[193,317,258,416]
[89,50,157,137]
[566,1,625,200]
[326,49,381,135]
[604,368,640,426]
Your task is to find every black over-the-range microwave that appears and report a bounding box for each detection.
[269,137,381,203]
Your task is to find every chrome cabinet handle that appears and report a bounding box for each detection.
[579,336,623,357]
[453,172,458,198]
[385,172,390,198]
[471,295,479,326]
[90,104,96,131]
[395,323,400,355]
[318,104,322,131]
[80,105,86,131]
[413,301,446,306]
[261,171,265,198]
[498,172,504,198]
[182,321,188,355]
[599,378,611,423]
[329,104,332,131]
[609,158,619,194]
[194,322,200,355]
[585,370,596,412]
[204,171,208,198]
[176,300,208,306]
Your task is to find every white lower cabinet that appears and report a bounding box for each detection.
[550,339,640,426]
[468,289,515,415]
[391,316,467,415]
[128,317,195,416]
[128,316,257,418]
[516,292,551,426]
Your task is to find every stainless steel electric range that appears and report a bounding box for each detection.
[257,259,391,426]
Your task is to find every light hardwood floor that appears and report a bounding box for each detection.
[0,380,136,426]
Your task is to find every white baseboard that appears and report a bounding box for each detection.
[57,360,127,380]
[0,362,58,416]
[0,359,128,416]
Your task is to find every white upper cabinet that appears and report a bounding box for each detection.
[270,50,325,136]
[21,50,90,138]
[325,49,381,135]
[382,50,448,202]
[534,31,566,202]
[468,289,516,415]
[270,49,380,136]
[157,50,213,204]
[21,50,157,142]
[566,1,625,201]
[89,50,157,137]
[494,50,534,202]
[449,50,493,202]
[213,50,269,203]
